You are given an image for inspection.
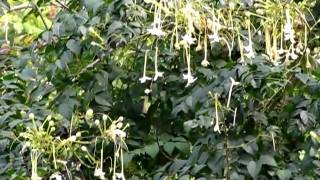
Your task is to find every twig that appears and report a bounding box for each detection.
[54,0,70,10]
[29,1,49,30]
[7,4,34,12]
[71,58,101,82]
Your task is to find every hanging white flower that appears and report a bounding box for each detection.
[183,73,197,87]
[139,51,152,83]
[114,129,126,138]
[284,21,294,41]
[180,34,196,46]
[147,26,166,37]
[50,172,62,180]
[94,168,106,180]
[139,76,152,83]
[208,33,220,43]
[244,43,255,59]
[153,71,164,81]
[213,123,220,133]
[201,59,210,67]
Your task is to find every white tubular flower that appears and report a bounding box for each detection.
[277,48,285,55]
[115,173,125,180]
[153,46,164,81]
[244,43,255,59]
[139,51,152,83]
[114,129,126,138]
[181,34,196,46]
[213,123,220,133]
[230,77,240,86]
[183,73,197,87]
[147,26,166,37]
[68,135,77,142]
[284,9,294,42]
[208,33,220,43]
[94,168,105,180]
[290,52,298,60]
[31,174,42,180]
[284,21,294,41]
[154,71,164,81]
[116,122,123,129]
[50,172,62,180]
[118,116,124,121]
[139,76,152,83]
[201,59,210,67]
[182,2,196,15]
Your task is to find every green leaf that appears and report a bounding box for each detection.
[259,155,277,166]
[84,0,104,15]
[67,39,81,55]
[19,68,36,81]
[277,169,292,180]
[107,21,123,36]
[163,142,175,155]
[299,110,308,124]
[247,161,261,178]
[144,143,159,158]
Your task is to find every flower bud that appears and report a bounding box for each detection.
[85,109,94,120]
[76,132,81,137]
[46,114,52,121]
[102,114,108,121]
[94,119,100,126]
[49,121,54,126]
[20,110,26,117]
[26,141,31,147]
[69,135,77,142]
[118,116,124,121]
[81,146,88,152]
[28,113,35,120]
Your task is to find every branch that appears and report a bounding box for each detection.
[7,4,33,12]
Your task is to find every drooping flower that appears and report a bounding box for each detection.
[208,33,220,43]
[154,71,164,81]
[213,123,220,133]
[290,51,298,60]
[180,34,196,46]
[115,172,126,180]
[244,43,255,59]
[50,172,62,180]
[114,129,126,138]
[201,59,210,67]
[147,26,166,37]
[181,2,196,15]
[183,73,197,86]
[284,9,295,43]
[94,168,105,180]
[153,46,164,81]
[139,76,152,83]
[139,51,152,83]
[284,21,294,41]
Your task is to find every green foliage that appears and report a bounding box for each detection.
[0,0,320,179]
